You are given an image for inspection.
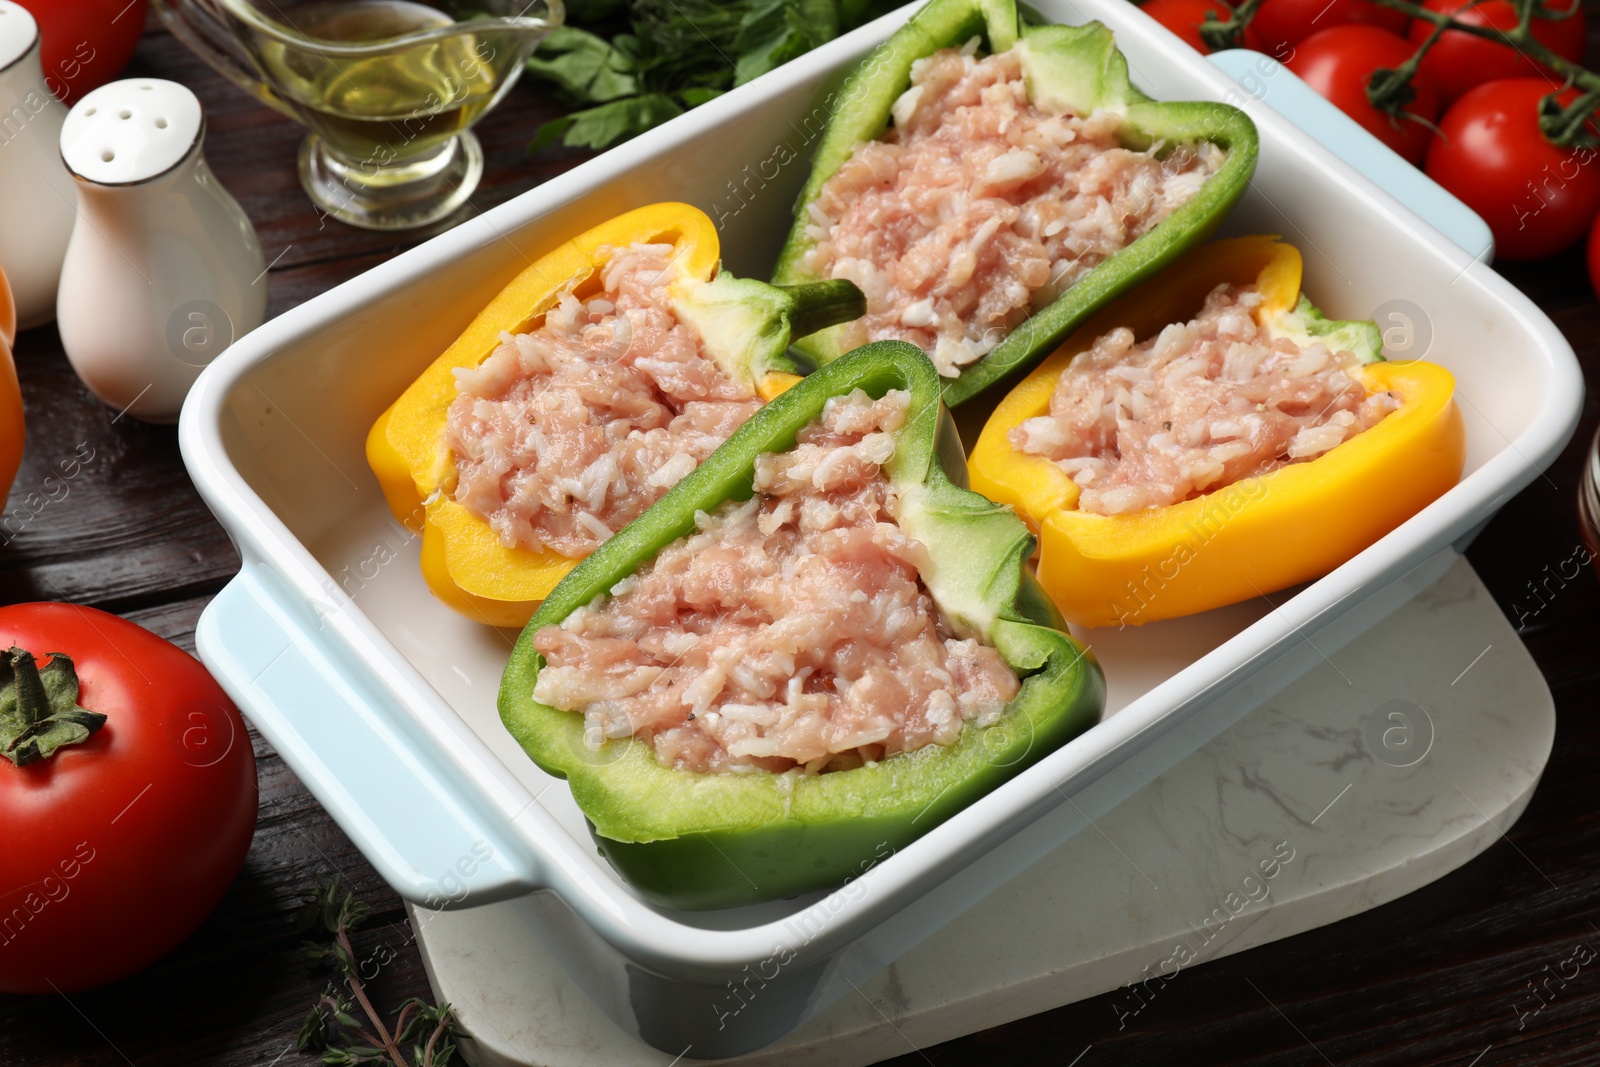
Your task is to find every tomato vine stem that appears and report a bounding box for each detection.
[1199,0,1266,51]
[1366,0,1600,145]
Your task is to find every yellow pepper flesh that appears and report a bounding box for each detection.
[367,203,790,628]
[970,236,1466,628]
[1,266,21,515]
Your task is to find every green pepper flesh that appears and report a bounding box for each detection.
[499,343,1104,910]
[771,0,1260,408]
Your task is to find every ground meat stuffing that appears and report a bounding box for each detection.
[1010,283,1403,516]
[532,389,1021,775]
[803,41,1224,377]
[446,242,762,558]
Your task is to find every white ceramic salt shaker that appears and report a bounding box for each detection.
[56,78,267,423]
[0,1,77,330]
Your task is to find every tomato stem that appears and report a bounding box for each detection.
[1363,15,1447,130]
[1369,0,1600,146]
[1199,0,1265,50]
[1540,87,1600,145]
[0,648,107,767]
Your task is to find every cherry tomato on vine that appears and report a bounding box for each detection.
[1248,0,1407,58]
[1140,0,1249,53]
[1287,25,1441,165]
[1407,0,1587,107]
[11,0,149,106]
[0,604,257,993]
[1426,79,1600,261]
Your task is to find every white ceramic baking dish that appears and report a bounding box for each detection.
[181,0,1580,1057]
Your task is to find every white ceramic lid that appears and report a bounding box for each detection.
[0,1,39,74]
[60,78,204,185]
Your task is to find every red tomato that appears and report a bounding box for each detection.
[12,0,149,106]
[1141,0,1240,53]
[0,604,257,993]
[1408,0,1587,106]
[1287,25,1440,165]
[1426,79,1600,261]
[1249,0,1408,58]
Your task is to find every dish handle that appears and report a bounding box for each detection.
[1206,50,1494,264]
[197,564,541,909]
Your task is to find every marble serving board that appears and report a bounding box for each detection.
[407,554,1552,1067]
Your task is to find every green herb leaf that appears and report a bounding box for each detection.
[733,25,806,85]
[525,26,639,103]
[299,1001,335,1051]
[679,87,725,107]
[527,115,576,153]
[559,93,687,150]
[524,0,905,153]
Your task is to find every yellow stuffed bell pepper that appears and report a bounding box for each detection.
[1,265,22,514]
[970,235,1465,628]
[367,203,863,627]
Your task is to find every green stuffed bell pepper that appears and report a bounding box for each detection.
[499,342,1104,909]
[772,0,1259,407]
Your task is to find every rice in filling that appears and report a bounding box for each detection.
[447,242,761,558]
[1010,283,1402,516]
[532,389,1021,776]
[803,42,1224,377]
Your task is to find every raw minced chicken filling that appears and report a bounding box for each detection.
[1010,283,1402,516]
[803,42,1224,377]
[446,242,761,558]
[532,389,1021,776]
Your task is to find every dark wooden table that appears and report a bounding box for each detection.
[2,13,1598,1067]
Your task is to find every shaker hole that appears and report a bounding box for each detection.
[84,107,96,116]
[141,84,153,90]
[100,150,114,162]
[118,109,132,120]
[155,117,168,128]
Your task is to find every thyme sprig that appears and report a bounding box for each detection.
[295,877,458,1067]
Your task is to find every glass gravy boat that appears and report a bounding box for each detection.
[154,0,562,230]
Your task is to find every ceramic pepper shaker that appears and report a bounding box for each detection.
[0,0,77,330]
[56,78,267,423]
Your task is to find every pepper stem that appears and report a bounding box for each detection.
[777,279,868,339]
[0,647,108,767]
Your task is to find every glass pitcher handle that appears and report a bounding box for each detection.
[150,0,300,122]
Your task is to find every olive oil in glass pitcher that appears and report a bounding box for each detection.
[153,0,562,230]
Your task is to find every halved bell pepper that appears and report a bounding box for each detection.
[770,0,1259,407]
[970,235,1467,628]
[366,203,864,628]
[0,266,21,515]
[499,341,1104,909]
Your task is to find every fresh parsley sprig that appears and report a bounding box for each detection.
[526,0,903,151]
